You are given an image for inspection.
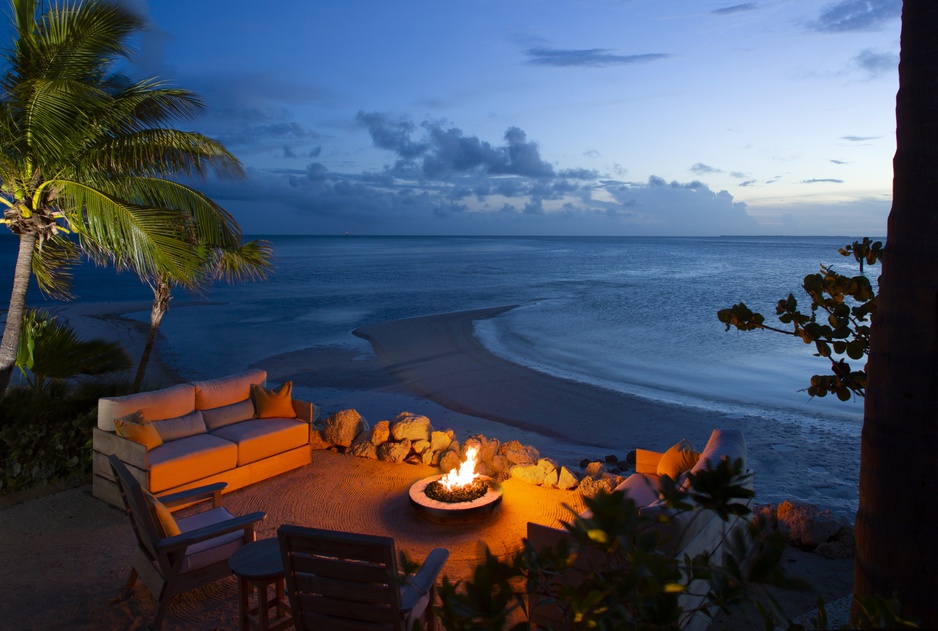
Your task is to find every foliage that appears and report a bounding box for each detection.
[0,378,133,493]
[717,239,882,400]
[16,309,130,394]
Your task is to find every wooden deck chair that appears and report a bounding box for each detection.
[277,524,450,631]
[108,454,266,628]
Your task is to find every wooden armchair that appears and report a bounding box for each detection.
[108,454,266,628]
[277,524,450,631]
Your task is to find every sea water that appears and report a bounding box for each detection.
[0,235,874,424]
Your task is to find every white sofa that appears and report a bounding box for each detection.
[92,369,318,508]
[528,429,752,631]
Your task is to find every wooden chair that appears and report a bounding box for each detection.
[108,454,266,628]
[277,524,450,631]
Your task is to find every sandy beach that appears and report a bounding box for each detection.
[0,300,858,628]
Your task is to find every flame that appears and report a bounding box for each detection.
[439,445,480,490]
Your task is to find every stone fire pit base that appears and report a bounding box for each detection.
[409,474,503,524]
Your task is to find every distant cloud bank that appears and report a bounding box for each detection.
[810,0,900,33]
[525,48,670,68]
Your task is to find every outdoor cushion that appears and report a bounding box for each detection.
[202,399,255,431]
[210,418,309,466]
[113,410,163,450]
[143,490,181,538]
[176,507,246,573]
[657,438,701,479]
[250,381,295,418]
[147,434,238,493]
[98,383,196,432]
[691,429,747,474]
[193,369,267,411]
[152,410,207,442]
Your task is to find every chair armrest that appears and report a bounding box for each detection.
[158,482,229,509]
[292,399,320,423]
[401,548,450,612]
[636,449,664,475]
[157,511,267,553]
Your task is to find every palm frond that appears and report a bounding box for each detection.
[205,239,274,283]
[31,232,78,298]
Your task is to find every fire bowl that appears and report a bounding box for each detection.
[408,474,503,524]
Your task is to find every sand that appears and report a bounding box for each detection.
[0,301,857,629]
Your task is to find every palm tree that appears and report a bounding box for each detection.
[0,0,244,397]
[853,1,938,626]
[132,239,273,391]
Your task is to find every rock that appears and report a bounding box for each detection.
[390,412,432,442]
[412,440,431,455]
[537,458,559,478]
[371,420,390,445]
[377,439,412,463]
[543,469,559,488]
[421,449,440,467]
[579,458,591,469]
[470,434,500,463]
[604,454,619,464]
[776,500,844,548]
[625,450,637,467]
[577,476,615,498]
[584,461,606,480]
[439,450,461,473]
[510,463,546,485]
[322,409,367,447]
[557,466,579,490]
[752,504,779,530]
[429,430,452,452]
[499,440,539,466]
[309,429,332,451]
[488,455,511,476]
[349,441,378,460]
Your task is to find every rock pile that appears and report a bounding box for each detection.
[753,500,854,559]
[310,408,632,494]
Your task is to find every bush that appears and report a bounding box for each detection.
[0,379,133,493]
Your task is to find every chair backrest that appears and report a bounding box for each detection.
[278,524,405,631]
[107,454,164,562]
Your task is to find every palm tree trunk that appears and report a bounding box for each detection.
[132,280,170,392]
[853,1,938,626]
[0,232,37,396]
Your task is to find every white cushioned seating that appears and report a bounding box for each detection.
[192,369,266,410]
[176,507,249,574]
[152,410,208,442]
[97,383,196,432]
[148,435,239,493]
[202,399,255,431]
[211,418,310,466]
[691,428,746,474]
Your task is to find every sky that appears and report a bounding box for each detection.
[88,1,908,235]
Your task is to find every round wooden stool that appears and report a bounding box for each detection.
[229,538,292,631]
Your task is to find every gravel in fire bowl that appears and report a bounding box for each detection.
[424,477,490,503]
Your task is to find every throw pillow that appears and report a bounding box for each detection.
[144,491,181,538]
[251,381,295,418]
[657,438,701,479]
[113,410,163,450]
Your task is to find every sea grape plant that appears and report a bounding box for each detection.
[717,239,883,400]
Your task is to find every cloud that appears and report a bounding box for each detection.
[690,163,722,174]
[802,178,844,184]
[729,171,748,178]
[739,180,757,187]
[841,135,879,142]
[810,0,900,33]
[712,3,757,16]
[525,48,670,68]
[830,159,848,165]
[851,48,898,76]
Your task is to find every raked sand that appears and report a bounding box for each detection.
[0,301,857,628]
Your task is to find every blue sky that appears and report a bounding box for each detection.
[132,0,900,236]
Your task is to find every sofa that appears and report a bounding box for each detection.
[527,429,752,631]
[92,369,319,508]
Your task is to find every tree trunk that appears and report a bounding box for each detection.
[853,1,938,626]
[132,280,171,392]
[0,232,37,396]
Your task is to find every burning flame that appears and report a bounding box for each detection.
[439,446,480,490]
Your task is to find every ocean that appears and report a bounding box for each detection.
[1,234,872,513]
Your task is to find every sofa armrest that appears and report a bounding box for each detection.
[635,449,663,475]
[93,427,148,469]
[292,399,320,423]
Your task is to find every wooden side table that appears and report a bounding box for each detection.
[229,537,293,631]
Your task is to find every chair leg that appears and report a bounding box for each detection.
[424,584,437,631]
[151,595,170,630]
[125,567,139,591]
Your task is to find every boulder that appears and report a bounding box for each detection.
[510,463,546,485]
[752,504,779,530]
[578,475,617,498]
[776,500,844,548]
[371,420,391,445]
[349,441,378,460]
[543,469,559,488]
[470,434,500,463]
[439,450,461,473]
[584,461,606,480]
[390,412,432,442]
[322,409,367,448]
[499,440,539,466]
[488,455,511,477]
[412,439,431,455]
[557,466,579,490]
[429,430,452,453]
[377,439,412,463]
[309,428,332,451]
[421,449,442,467]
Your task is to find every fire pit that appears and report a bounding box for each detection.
[409,446,503,524]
